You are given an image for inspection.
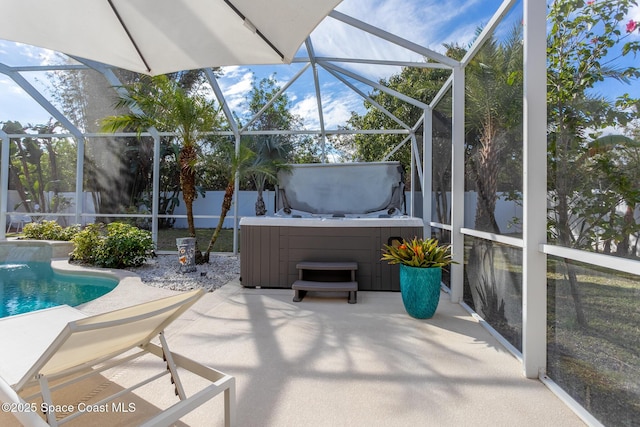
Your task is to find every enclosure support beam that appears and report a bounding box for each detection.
[152,134,161,245]
[0,64,84,141]
[206,69,242,255]
[410,135,423,185]
[461,0,520,66]
[382,135,411,162]
[322,62,430,111]
[233,134,241,255]
[329,10,458,68]
[423,110,432,239]
[239,63,311,133]
[410,135,415,218]
[205,69,240,138]
[74,138,85,226]
[522,0,547,379]
[0,130,9,240]
[306,39,327,162]
[450,66,465,303]
[323,65,411,130]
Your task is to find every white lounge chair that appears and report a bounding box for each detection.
[6,213,32,233]
[0,289,235,427]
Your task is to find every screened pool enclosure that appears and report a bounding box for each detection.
[1,1,639,426]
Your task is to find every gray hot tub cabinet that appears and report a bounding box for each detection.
[240,217,423,291]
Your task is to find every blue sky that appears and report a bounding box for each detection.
[0,0,638,132]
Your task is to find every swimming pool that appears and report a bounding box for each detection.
[0,261,118,318]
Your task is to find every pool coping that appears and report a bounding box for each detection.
[49,259,180,314]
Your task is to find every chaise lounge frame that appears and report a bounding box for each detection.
[0,289,235,427]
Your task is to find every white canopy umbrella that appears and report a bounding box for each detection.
[0,0,342,75]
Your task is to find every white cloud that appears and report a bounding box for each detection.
[0,77,52,125]
[322,91,362,129]
[292,85,363,130]
[291,95,320,128]
[333,0,488,51]
[306,0,500,82]
[220,65,244,80]
[217,67,254,114]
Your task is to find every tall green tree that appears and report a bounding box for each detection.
[101,74,224,257]
[2,120,76,219]
[547,0,640,325]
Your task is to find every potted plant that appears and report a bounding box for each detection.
[381,237,455,319]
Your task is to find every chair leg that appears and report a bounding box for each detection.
[38,375,60,427]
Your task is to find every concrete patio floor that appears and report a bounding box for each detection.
[2,275,586,427]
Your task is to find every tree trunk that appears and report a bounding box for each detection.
[555,132,588,327]
[203,179,235,262]
[474,117,500,233]
[180,145,198,238]
[564,259,587,327]
[8,166,29,210]
[16,141,34,212]
[35,163,46,213]
[255,188,267,216]
[615,205,635,257]
[180,144,204,263]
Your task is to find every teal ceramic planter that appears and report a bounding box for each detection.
[399,264,442,319]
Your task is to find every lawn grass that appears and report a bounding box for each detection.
[156,228,236,252]
[545,258,640,426]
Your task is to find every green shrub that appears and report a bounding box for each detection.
[70,223,104,265]
[22,221,80,241]
[71,222,155,268]
[59,224,82,241]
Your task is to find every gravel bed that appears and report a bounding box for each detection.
[126,253,240,292]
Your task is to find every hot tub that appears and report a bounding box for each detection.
[240,162,424,291]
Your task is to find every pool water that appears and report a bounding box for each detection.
[0,262,118,318]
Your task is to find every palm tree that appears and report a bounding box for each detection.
[101,75,223,258]
[465,24,523,233]
[464,25,524,336]
[249,135,291,215]
[202,141,274,261]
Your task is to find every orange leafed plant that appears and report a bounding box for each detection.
[381,237,456,269]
